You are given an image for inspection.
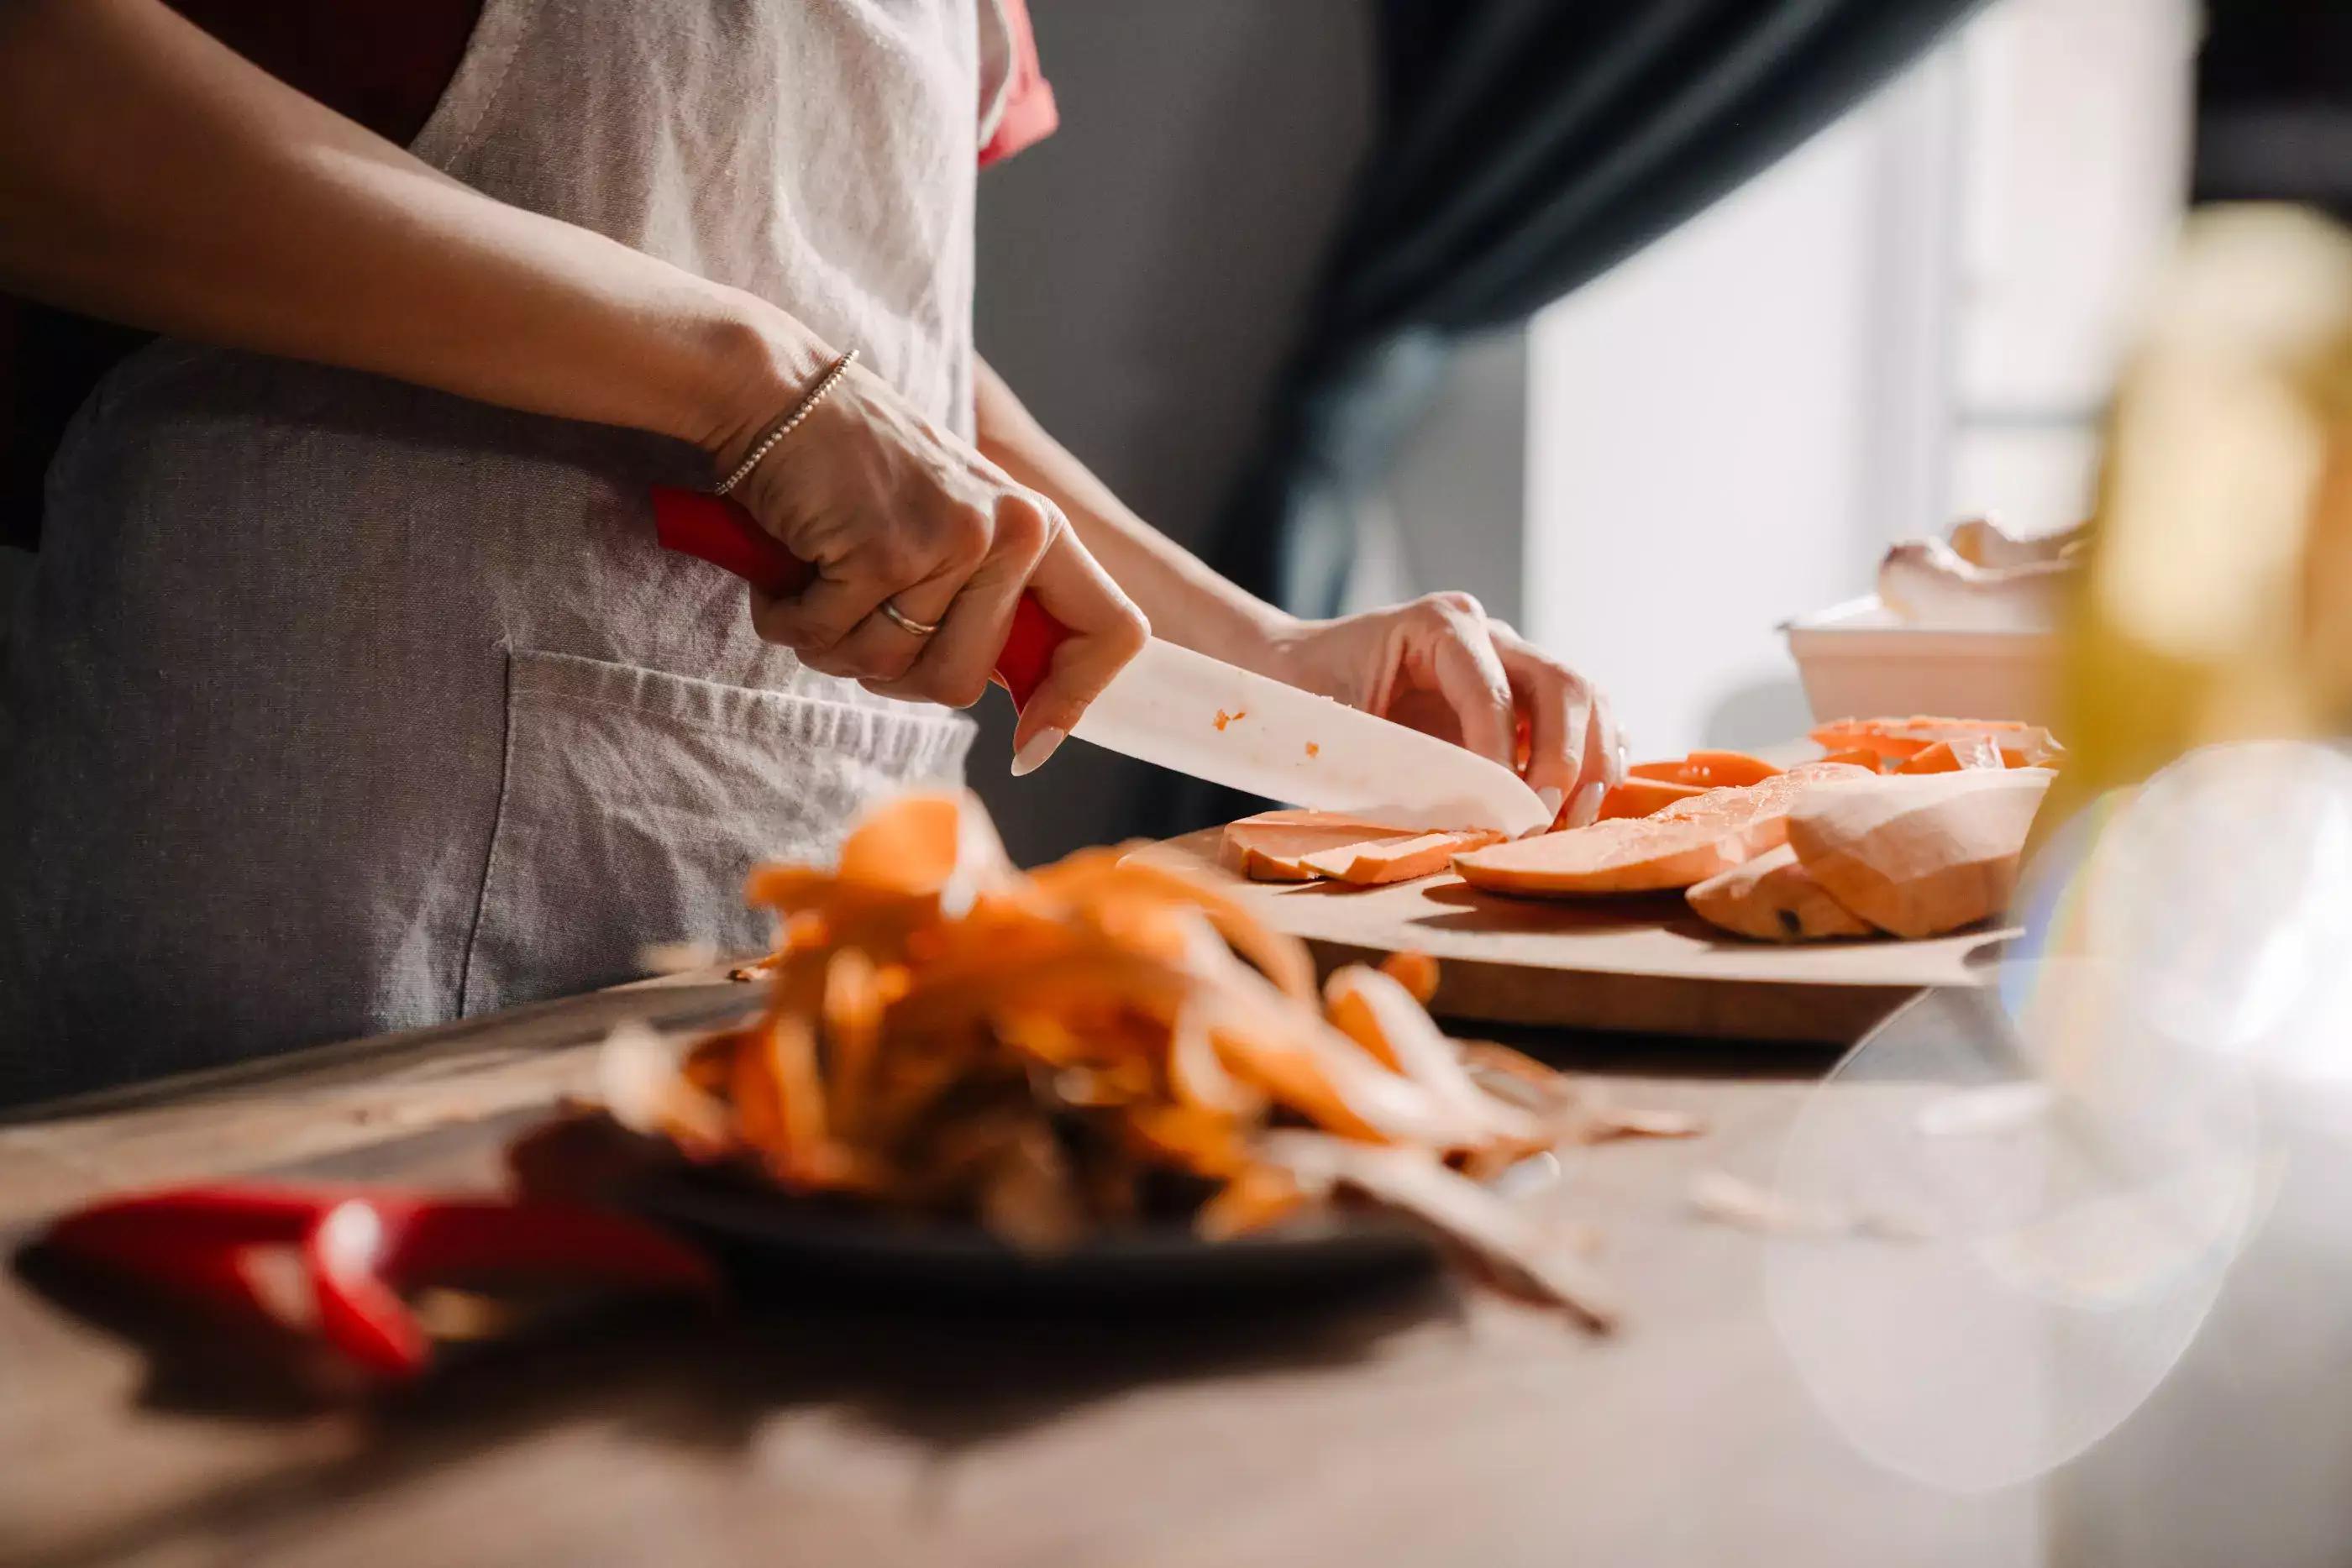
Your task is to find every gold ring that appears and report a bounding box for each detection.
[878,598,941,638]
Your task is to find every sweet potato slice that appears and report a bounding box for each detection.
[1785,768,2052,938]
[1995,730,2067,768]
[1302,830,1501,886]
[1687,844,1873,941]
[1229,833,1368,881]
[1222,813,1410,882]
[1598,777,1709,820]
[1223,812,1494,885]
[1675,750,1784,788]
[1628,752,1782,789]
[1807,716,2049,765]
[1454,763,1872,896]
[1455,815,1772,897]
[1814,747,1886,774]
[1651,759,1872,816]
[1897,734,2007,774]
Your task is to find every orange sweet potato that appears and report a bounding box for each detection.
[1628,751,1783,789]
[1224,812,1494,886]
[1686,844,1873,941]
[1995,731,2067,768]
[1453,763,1872,896]
[1302,829,1501,885]
[1807,716,2055,765]
[1896,734,2008,774]
[1676,750,1785,788]
[1598,777,1709,820]
[1785,768,2052,938]
[1223,815,1400,882]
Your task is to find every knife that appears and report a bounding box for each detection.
[650,490,1553,836]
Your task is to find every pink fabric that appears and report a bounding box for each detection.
[980,0,1058,165]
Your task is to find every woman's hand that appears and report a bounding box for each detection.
[722,354,1147,770]
[960,360,1620,810]
[1263,594,1624,826]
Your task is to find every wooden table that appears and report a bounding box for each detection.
[0,978,2057,1568]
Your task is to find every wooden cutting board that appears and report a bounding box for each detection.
[1134,829,2011,1046]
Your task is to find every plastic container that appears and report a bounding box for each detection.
[1782,596,2058,726]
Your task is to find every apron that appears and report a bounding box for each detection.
[0,0,1026,1103]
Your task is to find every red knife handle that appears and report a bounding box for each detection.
[651,487,1067,713]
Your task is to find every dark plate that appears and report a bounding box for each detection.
[620,1152,1562,1308]
[621,1177,1441,1308]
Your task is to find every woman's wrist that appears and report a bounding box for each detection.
[1213,601,1316,685]
[674,287,837,475]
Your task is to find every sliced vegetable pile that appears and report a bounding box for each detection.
[1224,718,2061,944]
[1455,762,1876,896]
[1808,716,2064,771]
[598,790,1700,1325]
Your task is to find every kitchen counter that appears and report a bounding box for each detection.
[0,978,2065,1568]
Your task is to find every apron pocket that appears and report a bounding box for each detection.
[459,648,973,1016]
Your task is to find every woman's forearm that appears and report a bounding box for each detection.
[971,356,1293,658]
[0,0,811,460]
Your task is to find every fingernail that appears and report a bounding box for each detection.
[1572,781,1608,826]
[1536,786,1565,820]
[1010,726,1067,778]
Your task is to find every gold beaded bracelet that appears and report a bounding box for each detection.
[712,347,860,496]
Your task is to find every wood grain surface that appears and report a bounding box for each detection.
[1131,830,2014,1046]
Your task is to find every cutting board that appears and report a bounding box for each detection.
[1135,829,2012,1046]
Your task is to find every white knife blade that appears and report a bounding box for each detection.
[1072,637,1553,837]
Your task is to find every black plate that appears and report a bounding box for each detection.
[622,1152,1562,1308]
[622,1177,1444,1307]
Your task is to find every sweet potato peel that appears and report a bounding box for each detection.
[597,790,1692,1324]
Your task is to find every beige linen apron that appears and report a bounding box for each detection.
[0,0,1025,1102]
